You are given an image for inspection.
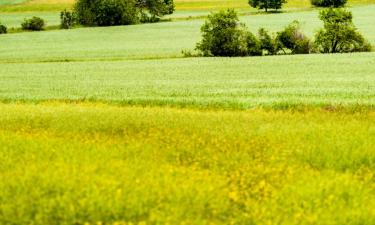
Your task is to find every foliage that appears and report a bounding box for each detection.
[276,21,312,54]
[137,0,174,22]
[314,8,372,53]
[248,0,287,12]
[311,0,347,7]
[74,0,174,26]
[60,9,77,29]
[0,22,7,34]
[21,16,45,31]
[196,9,261,57]
[258,28,280,55]
[75,0,140,26]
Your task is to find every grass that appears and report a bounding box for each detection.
[1,103,375,225]
[0,0,27,6]
[0,53,375,109]
[1,0,375,12]
[0,5,374,59]
[0,11,60,27]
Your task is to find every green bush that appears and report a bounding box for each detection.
[137,0,175,22]
[258,28,280,55]
[314,8,371,53]
[60,9,77,29]
[21,17,45,31]
[277,21,311,54]
[248,0,287,12]
[311,0,347,7]
[75,0,174,26]
[75,0,140,26]
[0,22,7,34]
[196,9,261,57]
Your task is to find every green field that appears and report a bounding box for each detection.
[1,0,375,224]
[0,54,375,108]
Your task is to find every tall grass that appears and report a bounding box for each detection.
[1,103,375,224]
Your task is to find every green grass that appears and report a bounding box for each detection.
[0,5,374,59]
[0,0,27,6]
[1,103,375,225]
[0,11,60,27]
[0,53,374,109]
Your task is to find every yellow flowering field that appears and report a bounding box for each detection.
[1,103,375,224]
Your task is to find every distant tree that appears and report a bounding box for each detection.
[75,0,174,26]
[196,9,262,57]
[258,28,280,55]
[311,0,347,8]
[60,9,77,29]
[21,17,45,31]
[0,22,7,34]
[314,8,372,53]
[276,21,312,54]
[137,0,174,22]
[248,0,287,12]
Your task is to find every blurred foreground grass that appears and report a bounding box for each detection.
[1,103,375,224]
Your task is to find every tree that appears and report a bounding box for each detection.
[276,21,311,54]
[314,8,372,53]
[136,0,174,22]
[311,0,347,8]
[75,0,174,26]
[196,9,262,57]
[258,28,280,55]
[248,0,287,12]
[0,22,7,34]
[21,17,45,31]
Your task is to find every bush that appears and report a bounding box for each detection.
[75,0,174,26]
[314,8,371,53]
[60,10,77,29]
[196,9,261,57]
[311,0,347,7]
[21,17,45,31]
[0,22,7,34]
[248,0,287,12]
[137,0,175,22]
[276,21,312,54]
[75,0,140,26]
[258,28,280,55]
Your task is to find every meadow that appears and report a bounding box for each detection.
[1,0,375,224]
[0,54,375,108]
[1,103,375,225]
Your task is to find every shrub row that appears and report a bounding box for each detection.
[194,8,371,57]
[195,9,312,57]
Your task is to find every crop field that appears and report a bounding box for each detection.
[0,54,375,108]
[1,103,375,225]
[1,0,375,224]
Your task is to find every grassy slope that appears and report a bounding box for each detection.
[0,53,375,108]
[1,103,375,225]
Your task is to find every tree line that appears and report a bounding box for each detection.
[193,8,371,57]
